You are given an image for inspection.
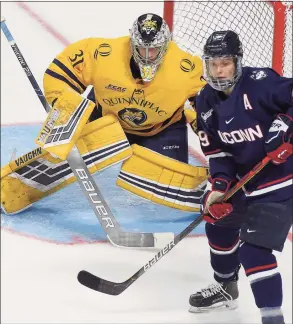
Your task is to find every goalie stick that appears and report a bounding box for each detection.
[77,155,272,295]
[1,17,174,248]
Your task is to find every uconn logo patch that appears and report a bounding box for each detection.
[250,70,267,80]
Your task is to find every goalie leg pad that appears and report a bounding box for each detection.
[1,165,33,215]
[1,115,132,214]
[76,115,132,172]
[116,144,208,212]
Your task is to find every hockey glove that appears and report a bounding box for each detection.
[202,178,233,224]
[265,113,293,165]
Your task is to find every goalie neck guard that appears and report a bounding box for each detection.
[130,13,171,83]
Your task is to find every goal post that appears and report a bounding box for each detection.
[163,1,292,77]
[270,1,292,76]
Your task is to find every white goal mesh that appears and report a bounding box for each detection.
[165,1,292,77]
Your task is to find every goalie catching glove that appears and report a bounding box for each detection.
[202,178,234,224]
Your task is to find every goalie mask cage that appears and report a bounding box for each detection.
[163,1,292,77]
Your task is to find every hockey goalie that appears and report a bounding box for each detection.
[1,13,208,215]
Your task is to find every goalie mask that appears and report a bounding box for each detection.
[203,30,243,91]
[130,13,171,82]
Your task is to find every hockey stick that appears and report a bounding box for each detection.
[77,155,272,295]
[1,17,174,248]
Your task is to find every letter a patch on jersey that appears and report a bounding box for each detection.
[243,94,253,110]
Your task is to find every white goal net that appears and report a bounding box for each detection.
[164,1,292,77]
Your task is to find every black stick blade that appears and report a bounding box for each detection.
[77,270,128,296]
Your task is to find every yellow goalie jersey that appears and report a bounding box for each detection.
[44,36,205,136]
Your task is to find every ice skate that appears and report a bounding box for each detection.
[189,279,239,313]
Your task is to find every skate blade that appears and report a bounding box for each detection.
[189,300,238,313]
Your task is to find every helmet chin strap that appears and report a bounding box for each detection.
[222,84,235,96]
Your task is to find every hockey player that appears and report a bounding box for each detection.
[1,13,208,215]
[189,30,293,324]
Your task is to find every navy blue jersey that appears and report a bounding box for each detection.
[196,67,293,202]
